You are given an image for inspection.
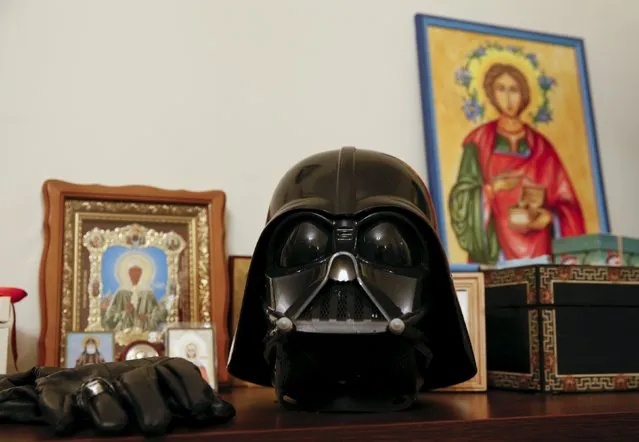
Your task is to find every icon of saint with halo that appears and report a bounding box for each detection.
[75,335,106,367]
[102,252,168,333]
[184,341,210,384]
[449,44,586,265]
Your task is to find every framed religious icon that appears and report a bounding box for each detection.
[38,180,230,384]
[65,332,115,369]
[415,14,610,271]
[228,255,259,387]
[438,272,486,391]
[166,326,217,391]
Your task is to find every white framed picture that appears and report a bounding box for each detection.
[166,327,217,391]
[438,272,487,392]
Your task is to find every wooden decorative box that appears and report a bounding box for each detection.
[484,265,639,392]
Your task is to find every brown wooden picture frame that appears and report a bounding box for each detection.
[38,180,230,384]
[438,272,487,392]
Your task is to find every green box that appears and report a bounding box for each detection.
[552,234,639,266]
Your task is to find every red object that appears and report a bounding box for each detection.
[0,287,28,304]
[0,287,27,372]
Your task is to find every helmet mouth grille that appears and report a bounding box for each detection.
[296,282,385,323]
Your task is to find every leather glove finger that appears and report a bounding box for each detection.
[37,386,76,435]
[0,385,43,423]
[0,366,62,390]
[32,359,166,435]
[36,362,136,435]
[0,367,57,424]
[76,378,129,434]
[116,364,172,436]
[155,358,235,423]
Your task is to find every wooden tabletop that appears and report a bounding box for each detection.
[2,387,639,441]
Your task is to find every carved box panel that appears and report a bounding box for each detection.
[484,265,639,392]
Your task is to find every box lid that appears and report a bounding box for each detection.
[553,234,624,254]
[484,265,639,307]
[622,237,639,254]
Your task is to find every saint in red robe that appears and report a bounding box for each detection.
[449,120,586,264]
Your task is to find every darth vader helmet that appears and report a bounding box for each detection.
[228,147,476,412]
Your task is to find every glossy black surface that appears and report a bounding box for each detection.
[228,147,476,406]
[358,220,414,267]
[266,148,436,220]
[278,220,330,268]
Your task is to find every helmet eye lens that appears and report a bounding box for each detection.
[278,221,330,268]
[272,214,425,270]
[357,220,422,268]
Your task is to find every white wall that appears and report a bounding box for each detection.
[1,0,637,369]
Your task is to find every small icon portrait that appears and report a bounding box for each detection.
[66,332,115,369]
[166,328,216,391]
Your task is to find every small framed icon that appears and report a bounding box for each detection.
[65,332,115,369]
[166,327,217,391]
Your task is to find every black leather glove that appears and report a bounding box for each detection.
[0,366,62,424]
[0,357,235,436]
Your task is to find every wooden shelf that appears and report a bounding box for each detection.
[3,387,639,441]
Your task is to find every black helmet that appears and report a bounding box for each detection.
[228,147,476,411]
